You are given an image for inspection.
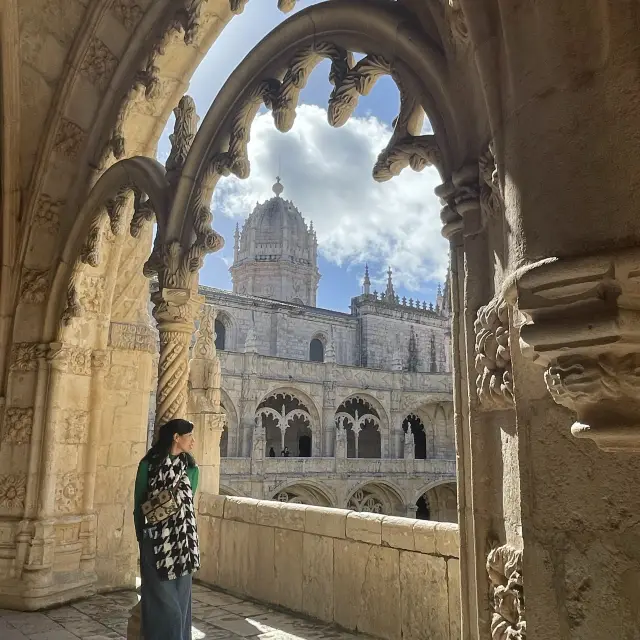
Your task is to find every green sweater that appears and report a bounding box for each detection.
[133,457,199,542]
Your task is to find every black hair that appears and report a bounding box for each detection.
[142,418,196,468]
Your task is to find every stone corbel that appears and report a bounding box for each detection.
[507,250,640,452]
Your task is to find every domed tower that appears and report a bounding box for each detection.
[230,178,320,306]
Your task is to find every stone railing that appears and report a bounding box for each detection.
[197,495,460,640]
[221,457,456,477]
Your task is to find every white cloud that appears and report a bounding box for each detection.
[211,104,448,291]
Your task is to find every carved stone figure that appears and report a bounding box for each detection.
[487,545,526,640]
[474,297,513,409]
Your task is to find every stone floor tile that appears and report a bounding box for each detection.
[28,630,79,640]
[221,603,272,617]
[193,591,243,607]
[0,584,365,640]
[1,612,65,636]
[208,614,265,637]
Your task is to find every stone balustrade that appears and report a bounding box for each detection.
[221,457,456,477]
[197,495,460,640]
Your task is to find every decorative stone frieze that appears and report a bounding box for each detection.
[53,119,85,158]
[57,410,89,444]
[509,250,640,451]
[487,544,526,640]
[474,296,513,410]
[78,275,105,315]
[47,344,93,375]
[109,322,157,353]
[55,473,84,514]
[34,194,62,233]
[0,474,27,510]
[10,343,47,371]
[19,268,50,304]
[2,408,34,445]
[80,38,118,91]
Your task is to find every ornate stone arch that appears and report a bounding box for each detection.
[270,479,335,508]
[415,480,458,523]
[345,479,405,516]
[256,387,318,457]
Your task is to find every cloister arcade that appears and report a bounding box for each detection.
[3,0,638,638]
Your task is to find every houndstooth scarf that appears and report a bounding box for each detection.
[147,454,200,581]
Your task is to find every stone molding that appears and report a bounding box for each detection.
[508,250,640,451]
[486,544,525,640]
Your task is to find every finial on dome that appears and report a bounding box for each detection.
[272,176,284,197]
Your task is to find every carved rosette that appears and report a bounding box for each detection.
[55,473,84,514]
[511,250,640,451]
[487,545,526,640]
[479,144,503,222]
[474,297,513,410]
[0,474,27,511]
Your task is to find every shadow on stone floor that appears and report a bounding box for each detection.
[0,582,362,640]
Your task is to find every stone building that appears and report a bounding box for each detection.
[187,179,456,518]
[3,1,640,639]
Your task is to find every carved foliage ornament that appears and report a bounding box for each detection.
[195,45,441,220]
[2,407,34,445]
[487,545,526,640]
[20,268,50,304]
[474,297,513,409]
[230,0,297,15]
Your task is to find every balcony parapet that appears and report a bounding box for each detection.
[220,457,456,477]
[197,495,460,640]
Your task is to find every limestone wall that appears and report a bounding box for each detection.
[197,495,460,640]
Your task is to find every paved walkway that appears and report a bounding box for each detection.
[0,583,361,640]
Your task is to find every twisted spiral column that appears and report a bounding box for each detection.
[152,288,203,432]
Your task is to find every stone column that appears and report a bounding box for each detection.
[458,3,640,635]
[83,350,109,513]
[438,165,511,640]
[151,287,203,430]
[390,389,404,458]
[188,304,224,498]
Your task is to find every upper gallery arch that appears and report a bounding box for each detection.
[167,0,464,246]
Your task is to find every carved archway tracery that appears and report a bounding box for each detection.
[45,1,462,434]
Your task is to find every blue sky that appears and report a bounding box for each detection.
[156,0,447,312]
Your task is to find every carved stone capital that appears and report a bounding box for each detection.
[151,288,203,332]
[509,250,640,451]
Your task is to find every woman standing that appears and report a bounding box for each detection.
[134,418,200,640]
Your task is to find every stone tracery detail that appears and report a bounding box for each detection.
[10,343,47,372]
[347,489,384,514]
[474,296,513,409]
[487,545,526,640]
[479,144,502,222]
[80,37,118,91]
